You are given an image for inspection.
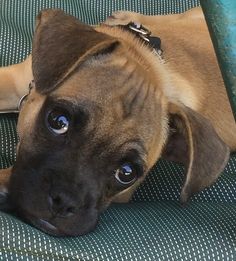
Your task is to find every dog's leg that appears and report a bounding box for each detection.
[0,55,32,111]
[0,56,32,205]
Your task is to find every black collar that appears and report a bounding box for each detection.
[119,22,163,58]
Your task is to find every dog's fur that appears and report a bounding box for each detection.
[0,7,235,236]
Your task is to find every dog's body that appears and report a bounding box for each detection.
[0,7,235,236]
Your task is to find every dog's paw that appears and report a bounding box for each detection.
[0,187,8,204]
[104,11,143,26]
[0,184,13,211]
[0,189,12,211]
[0,168,11,208]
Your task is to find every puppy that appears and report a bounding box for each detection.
[0,7,235,236]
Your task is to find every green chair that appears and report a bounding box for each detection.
[1,0,236,260]
[200,0,236,120]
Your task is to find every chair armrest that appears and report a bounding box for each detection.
[200,0,236,120]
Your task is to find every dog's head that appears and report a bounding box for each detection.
[8,10,229,236]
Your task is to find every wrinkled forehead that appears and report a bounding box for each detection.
[53,54,164,115]
[23,54,162,127]
[18,52,165,146]
[53,55,135,101]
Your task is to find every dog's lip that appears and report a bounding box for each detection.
[31,217,62,236]
[38,219,58,231]
[24,214,64,236]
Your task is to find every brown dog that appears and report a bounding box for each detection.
[0,7,235,236]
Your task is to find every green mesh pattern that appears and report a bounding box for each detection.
[133,155,236,203]
[1,202,236,260]
[2,0,236,260]
[0,0,200,66]
[0,114,17,169]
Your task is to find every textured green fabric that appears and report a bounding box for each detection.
[1,0,236,260]
[1,202,236,260]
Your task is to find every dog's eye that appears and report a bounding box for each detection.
[47,109,70,135]
[114,163,137,185]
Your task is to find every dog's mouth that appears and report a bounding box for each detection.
[38,219,58,231]
[8,195,99,237]
[31,218,62,236]
[24,213,97,236]
[0,192,101,236]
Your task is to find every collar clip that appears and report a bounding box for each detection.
[17,80,35,111]
[121,22,164,60]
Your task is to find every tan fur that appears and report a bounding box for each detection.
[17,89,46,146]
[0,55,32,111]
[0,7,235,205]
[104,7,236,150]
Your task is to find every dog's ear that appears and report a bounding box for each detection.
[162,103,230,204]
[32,9,118,94]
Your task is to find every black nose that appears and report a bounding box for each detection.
[48,192,77,218]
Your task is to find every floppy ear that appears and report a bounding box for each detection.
[32,9,118,94]
[162,103,230,204]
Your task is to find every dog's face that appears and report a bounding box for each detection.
[8,10,229,236]
[11,60,167,236]
[9,10,168,236]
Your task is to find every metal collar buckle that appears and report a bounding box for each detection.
[128,22,151,42]
[126,22,164,61]
[17,80,35,111]
[0,80,34,114]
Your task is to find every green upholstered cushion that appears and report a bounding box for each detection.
[1,202,236,260]
[1,0,236,260]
